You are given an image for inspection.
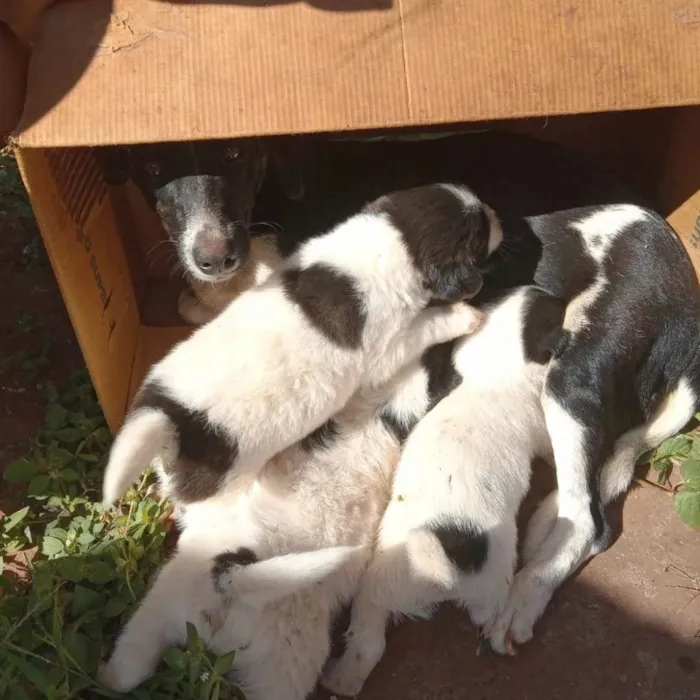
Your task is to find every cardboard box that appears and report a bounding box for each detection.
[2,0,700,430]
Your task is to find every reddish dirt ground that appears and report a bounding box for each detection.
[1,201,699,700]
[0,207,83,512]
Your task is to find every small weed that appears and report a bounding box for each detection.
[0,371,241,699]
[641,414,700,531]
[0,154,35,224]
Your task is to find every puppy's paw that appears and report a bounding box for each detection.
[178,288,213,326]
[321,656,367,698]
[451,302,484,335]
[487,571,552,655]
[97,661,126,692]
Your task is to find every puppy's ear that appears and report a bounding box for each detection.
[270,140,305,201]
[94,146,132,186]
[425,261,484,302]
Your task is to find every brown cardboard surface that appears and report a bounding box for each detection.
[14,0,700,147]
[659,108,700,277]
[16,148,142,430]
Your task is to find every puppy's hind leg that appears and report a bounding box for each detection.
[320,556,396,698]
[488,361,611,655]
[98,546,219,692]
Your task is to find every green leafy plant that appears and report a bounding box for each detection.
[641,416,700,531]
[0,371,241,699]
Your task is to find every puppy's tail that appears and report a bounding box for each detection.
[524,374,698,563]
[213,545,362,609]
[102,408,176,508]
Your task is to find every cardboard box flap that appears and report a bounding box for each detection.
[14,0,700,147]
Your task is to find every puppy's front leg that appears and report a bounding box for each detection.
[98,549,217,692]
[178,287,217,326]
[370,302,482,388]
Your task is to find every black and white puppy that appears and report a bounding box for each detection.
[97,340,450,698]
[101,184,500,508]
[320,286,564,696]
[478,203,700,654]
[95,137,305,324]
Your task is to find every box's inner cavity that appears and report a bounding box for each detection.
[49,107,687,329]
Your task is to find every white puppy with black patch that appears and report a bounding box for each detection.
[321,286,565,697]
[97,339,455,697]
[102,184,501,509]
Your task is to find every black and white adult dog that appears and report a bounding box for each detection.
[475,203,700,654]
[95,137,305,324]
[101,184,500,508]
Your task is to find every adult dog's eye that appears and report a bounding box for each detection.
[225,147,240,161]
[145,162,161,177]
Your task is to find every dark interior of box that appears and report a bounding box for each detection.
[91,106,686,327]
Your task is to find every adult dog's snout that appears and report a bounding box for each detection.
[191,228,242,279]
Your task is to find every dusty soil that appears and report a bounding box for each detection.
[0,207,83,507]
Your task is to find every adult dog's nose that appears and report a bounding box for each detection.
[192,230,238,277]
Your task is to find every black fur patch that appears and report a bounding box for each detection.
[429,520,489,574]
[421,338,463,409]
[300,419,340,452]
[282,264,367,349]
[375,185,490,302]
[211,547,258,594]
[522,288,569,365]
[379,409,415,444]
[132,382,238,503]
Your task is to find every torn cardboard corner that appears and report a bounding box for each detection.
[13,0,700,148]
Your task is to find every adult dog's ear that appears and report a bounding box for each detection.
[424,261,484,302]
[270,139,306,201]
[94,146,132,186]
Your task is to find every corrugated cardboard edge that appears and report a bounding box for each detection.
[13,0,700,148]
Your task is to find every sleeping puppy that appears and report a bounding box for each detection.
[101,184,500,508]
[95,137,305,325]
[320,286,565,697]
[97,340,453,698]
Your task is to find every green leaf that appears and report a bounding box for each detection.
[3,458,37,483]
[50,447,74,469]
[87,560,115,584]
[186,621,202,653]
[58,556,87,583]
[680,459,700,490]
[2,650,53,694]
[60,468,81,483]
[62,629,91,671]
[45,403,68,431]
[674,488,700,530]
[27,474,51,497]
[54,428,83,445]
[41,535,66,557]
[2,506,30,532]
[655,436,692,458]
[212,650,236,676]
[164,647,188,673]
[687,437,700,460]
[71,585,103,617]
[102,596,128,618]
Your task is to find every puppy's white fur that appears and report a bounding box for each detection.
[321,287,555,697]
[103,191,487,507]
[98,360,437,698]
